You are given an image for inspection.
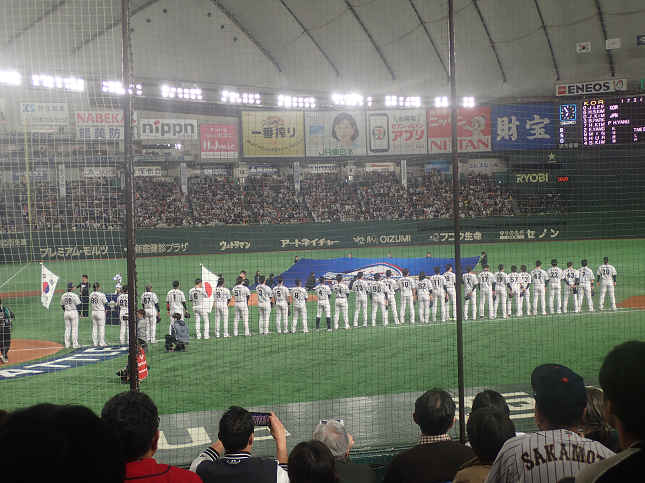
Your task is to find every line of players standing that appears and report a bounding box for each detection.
[59,257,618,347]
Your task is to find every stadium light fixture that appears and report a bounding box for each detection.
[162,85,202,100]
[32,74,84,91]
[221,90,261,104]
[0,70,21,86]
[386,95,421,107]
[462,96,476,107]
[332,93,363,107]
[101,81,143,96]
[435,96,449,108]
[277,95,316,108]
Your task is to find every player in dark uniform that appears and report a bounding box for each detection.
[77,274,90,318]
[0,299,15,363]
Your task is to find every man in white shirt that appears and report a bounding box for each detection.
[444,264,457,321]
[90,282,108,347]
[166,280,189,335]
[315,276,332,331]
[290,279,309,333]
[429,266,447,322]
[478,265,494,320]
[562,262,579,314]
[518,265,532,317]
[577,259,595,313]
[493,264,511,319]
[117,285,130,345]
[507,266,521,318]
[214,278,231,338]
[462,266,478,321]
[351,272,369,328]
[416,272,432,324]
[61,282,81,348]
[141,283,160,343]
[189,278,210,339]
[369,273,388,327]
[272,276,290,334]
[383,270,400,325]
[485,364,615,483]
[398,268,416,324]
[255,276,273,335]
[232,277,251,337]
[333,274,351,330]
[596,256,618,311]
[547,259,564,314]
[530,261,549,316]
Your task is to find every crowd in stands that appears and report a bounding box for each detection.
[0,171,570,232]
[0,340,642,483]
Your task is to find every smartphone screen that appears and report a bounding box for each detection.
[250,412,272,426]
[369,113,389,153]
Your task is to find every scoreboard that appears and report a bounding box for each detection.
[557,96,645,147]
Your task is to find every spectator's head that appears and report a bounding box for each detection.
[599,340,645,440]
[402,268,409,277]
[498,264,504,271]
[236,276,243,286]
[582,387,611,440]
[259,275,266,284]
[434,266,441,274]
[385,270,392,277]
[122,284,128,293]
[295,279,301,287]
[427,252,432,257]
[567,262,573,268]
[467,408,516,465]
[466,266,472,273]
[319,276,325,283]
[531,364,587,429]
[581,259,588,267]
[373,273,381,281]
[82,274,88,281]
[445,264,452,271]
[313,419,350,459]
[240,271,247,278]
[67,282,74,291]
[93,282,101,291]
[419,271,426,281]
[277,276,284,284]
[145,283,153,291]
[269,273,275,278]
[335,274,343,283]
[603,256,609,264]
[356,272,363,279]
[172,313,182,321]
[101,390,159,461]
[482,264,489,271]
[414,388,456,436]
[172,280,179,288]
[0,403,125,483]
[217,278,225,287]
[195,278,202,286]
[218,406,254,452]
[289,440,339,483]
[511,265,517,272]
[520,265,527,272]
[535,260,542,268]
[137,308,145,318]
[311,271,315,276]
[471,390,510,417]
[551,259,558,267]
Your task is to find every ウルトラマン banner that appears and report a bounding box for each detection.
[242,111,305,157]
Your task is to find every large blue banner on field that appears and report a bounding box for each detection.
[260,256,481,288]
[492,103,554,151]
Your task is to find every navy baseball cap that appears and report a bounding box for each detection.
[66,282,74,289]
[603,256,609,262]
[531,364,587,422]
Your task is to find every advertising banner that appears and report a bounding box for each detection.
[305,111,366,156]
[492,103,555,151]
[308,164,338,173]
[248,165,278,175]
[58,165,66,198]
[76,126,127,140]
[294,162,300,191]
[427,107,491,153]
[556,79,626,96]
[83,167,117,178]
[12,170,48,181]
[200,167,228,176]
[20,103,69,126]
[401,159,407,188]
[242,111,305,157]
[425,161,450,173]
[367,110,427,155]
[139,119,198,140]
[365,162,394,172]
[134,167,166,177]
[200,124,238,158]
[180,163,188,195]
[75,111,137,126]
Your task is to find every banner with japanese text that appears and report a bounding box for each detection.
[491,103,555,151]
[367,110,427,155]
[200,124,238,158]
[242,111,304,157]
[305,111,367,157]
[427,107,491,153]
[20,103,69,126]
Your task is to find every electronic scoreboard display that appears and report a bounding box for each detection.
[557,96,645,147]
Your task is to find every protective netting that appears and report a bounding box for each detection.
[1,0,644,469]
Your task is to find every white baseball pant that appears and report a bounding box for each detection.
[533,287,547,315]
[334,300,349,329]
[549,285,562,314]
[493,289,508,318]
[258,305,271,334]
[418,294,431,323]
[234,304,250,336]
[432,290,447,322]
[479,287,494,319]
[354,297,368,327]
[194,308,210,339]
[214,304,229,336]
[577,283,594,312]
[599,281,616,310]
[91,312,106,347]
[562,285,578,313]
[372,299,387,326]
[292,305,308,332]
[464,291,477,320]
[400,294,415,324]
[65,311,80,348]
[446,287,457,319]
[275,302,289,333]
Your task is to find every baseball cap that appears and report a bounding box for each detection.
[603,256,609,262]
[67,282,74,289]
[531,364,587,423]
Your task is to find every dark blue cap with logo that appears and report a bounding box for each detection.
[531,364,587,423]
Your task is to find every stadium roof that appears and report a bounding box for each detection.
[2,0,645,102]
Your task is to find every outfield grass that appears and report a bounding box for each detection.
[1,239,643,421]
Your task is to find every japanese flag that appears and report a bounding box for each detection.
[201,265,218,313]
[41,264,60,309]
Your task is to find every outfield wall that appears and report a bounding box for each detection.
[2,212,644,262]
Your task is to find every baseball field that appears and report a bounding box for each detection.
[1,238,643,436]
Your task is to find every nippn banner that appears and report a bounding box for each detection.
[242,111,305,157]
[139,119,198,140]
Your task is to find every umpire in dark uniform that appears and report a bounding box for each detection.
[77,274,90,318]
[0,298,15,364]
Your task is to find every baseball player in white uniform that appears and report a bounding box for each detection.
[315,276,332,331]
[562,262,579,314]
[577,259,595,313]
[486,364,615,483]
[383,270,400,325]
[462,266,478,320]
[117,284,130,344]
[478,265,494,319]
[493,264,511,319]
[398,269,416,324]
[350,272,369,328]
[189,278,210,339]
[429,266,447,322]
[333,274,351,330]
[518,265,532,317]
[89,283,108,347]
[272,276,290,334]
[416,272,432,324]
[507,266,521,317]
[547,259,563,314]
[61,283,82,348]
[166,280,189,335]
[255,276,273,335]
[141,283,160,343]
[597,256,617,311]
[443,265,457,320]
[232,276,251,336]
[290,279,309,333]
[214,278,231,337]
[531,261,549,316]
[369,273,388,327]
